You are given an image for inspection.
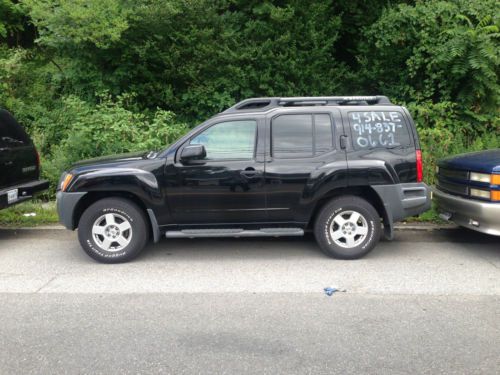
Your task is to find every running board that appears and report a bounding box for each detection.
[165,228,304,239]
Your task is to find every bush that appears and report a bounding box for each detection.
[36,93,189,192]
[408,101,500,185]
[1,0,498,207]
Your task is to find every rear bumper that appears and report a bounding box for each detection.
[372,182,431,239]
[56,191,87,230]
[433,187,500,236]
[0,179,49,210]
[372,182,432,222]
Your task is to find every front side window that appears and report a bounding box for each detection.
[190,120,256,160]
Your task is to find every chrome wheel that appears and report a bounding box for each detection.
[329,210,368,248]
[92,213,132,252]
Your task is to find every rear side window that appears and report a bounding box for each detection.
[348,111,411,150]
[0,110,31,146]
[272,114,333,158]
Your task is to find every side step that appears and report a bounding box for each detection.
[165,228,304,239]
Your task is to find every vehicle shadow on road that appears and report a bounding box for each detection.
[141,234,326,262]
[140,229,499,263]
[0,227,497,264]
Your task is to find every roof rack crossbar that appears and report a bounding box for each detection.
[278,96,391,104]
[223,95,392,113]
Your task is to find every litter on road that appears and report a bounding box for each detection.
[324,287,347,296]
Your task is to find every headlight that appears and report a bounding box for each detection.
[470,172,491,183]
[59,173,74,192]
[470,188,490,200]
[435,166,439,174]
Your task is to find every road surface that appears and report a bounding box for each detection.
[0,227,498,374]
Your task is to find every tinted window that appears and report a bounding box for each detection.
[315,114,333,154]
[272,114,313,158]
[348,111,411,150]
[190,120,256,160]
[0,109,31,146]
[272,114,333,158]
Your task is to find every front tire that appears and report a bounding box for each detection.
[314,196,381,259]
[78,198,149,263]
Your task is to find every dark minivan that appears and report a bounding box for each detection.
[0,109,48,209]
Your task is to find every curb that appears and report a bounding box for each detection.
[0,224,65,231]
[394,222,458,231]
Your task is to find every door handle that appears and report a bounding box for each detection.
[240,167,262,177]
[340,135,348,150]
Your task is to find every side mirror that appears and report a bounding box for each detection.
[181,144,206,162]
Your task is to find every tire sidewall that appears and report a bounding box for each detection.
[78,200,147,263]
[316,198,380,259]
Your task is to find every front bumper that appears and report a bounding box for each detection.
[56,191,87,230]
[433,187,500,236]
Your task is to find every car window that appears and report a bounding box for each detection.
[0,109,31,146]
[314,114,334,154]
[190,120,257,160]
[272,114,333,158]
[348,111,411,150]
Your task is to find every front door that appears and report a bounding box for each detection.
[168,119,267,225]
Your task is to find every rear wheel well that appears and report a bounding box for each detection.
[73,192,153,237]
[308,186,387,229]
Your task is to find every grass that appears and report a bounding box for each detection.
[0,200,59,227]
[404,199,447,224]
[404,207,445,224]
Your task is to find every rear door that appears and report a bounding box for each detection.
[0,110,38,190]
[264,109,348,223]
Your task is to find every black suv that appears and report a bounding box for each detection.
[57,96,431,263]
[0,110,48,210]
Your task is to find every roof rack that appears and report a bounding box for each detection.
[223,96,392,113]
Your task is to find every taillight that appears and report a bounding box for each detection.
[35,148,40,168]
[416,149,423,182]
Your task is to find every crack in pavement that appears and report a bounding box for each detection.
[34,275,58,293]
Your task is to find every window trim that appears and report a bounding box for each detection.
[270,112,335,160]
[182,118,259,162]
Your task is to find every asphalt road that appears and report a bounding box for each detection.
[0,227,499,374]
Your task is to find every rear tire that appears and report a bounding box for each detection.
[314,196,381,259]
[78,198,149,263]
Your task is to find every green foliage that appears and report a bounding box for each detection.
[408,101,500,185]
[26,0,132,48]
[0,0,25,39]
[0,0,498,203]
[360,0,499,112]
[21,0,348,120]
[0,201,58,226]
[36,93,189,189]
